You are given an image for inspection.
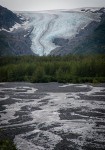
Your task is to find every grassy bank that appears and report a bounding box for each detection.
[0,55,105,83]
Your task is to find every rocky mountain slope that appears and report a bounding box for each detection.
[50,8,105,55]
[0,5,22,30]
[0,5,34,56]
[0,5,105,56]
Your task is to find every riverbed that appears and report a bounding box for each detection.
[0,82,105,150]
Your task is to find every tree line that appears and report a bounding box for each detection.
[0,55,105,83]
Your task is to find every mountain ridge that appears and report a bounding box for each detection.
[0,5,105,56]
[0,5,23,30]
[0,5,34,56]
[50,11,105,55]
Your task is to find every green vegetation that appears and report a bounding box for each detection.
[0,139,17,150]
[0,55,105,83]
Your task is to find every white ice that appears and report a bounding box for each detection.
[24,10,101,56]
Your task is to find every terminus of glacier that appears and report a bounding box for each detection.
[21,9,101,56]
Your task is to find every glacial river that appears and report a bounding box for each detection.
[0,82,105,150]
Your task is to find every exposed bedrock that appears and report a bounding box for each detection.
[50,10,105,56]
[0,27,34,56]
[0,5,34,56]
[24,9,102,56]
[0,6,105,56]
[0,5,23,30]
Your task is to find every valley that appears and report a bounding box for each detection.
[0,5,105,56]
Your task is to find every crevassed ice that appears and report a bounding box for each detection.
[26,11,101,56]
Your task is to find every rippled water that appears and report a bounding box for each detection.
[0,82,105,150]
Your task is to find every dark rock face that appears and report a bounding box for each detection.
[0,5,105,56]
[0,5,22,30]
[0,5,34,56]
[50,8,105,56]
[0,28,34,56]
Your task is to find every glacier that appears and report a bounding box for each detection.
[22,10,101,56]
